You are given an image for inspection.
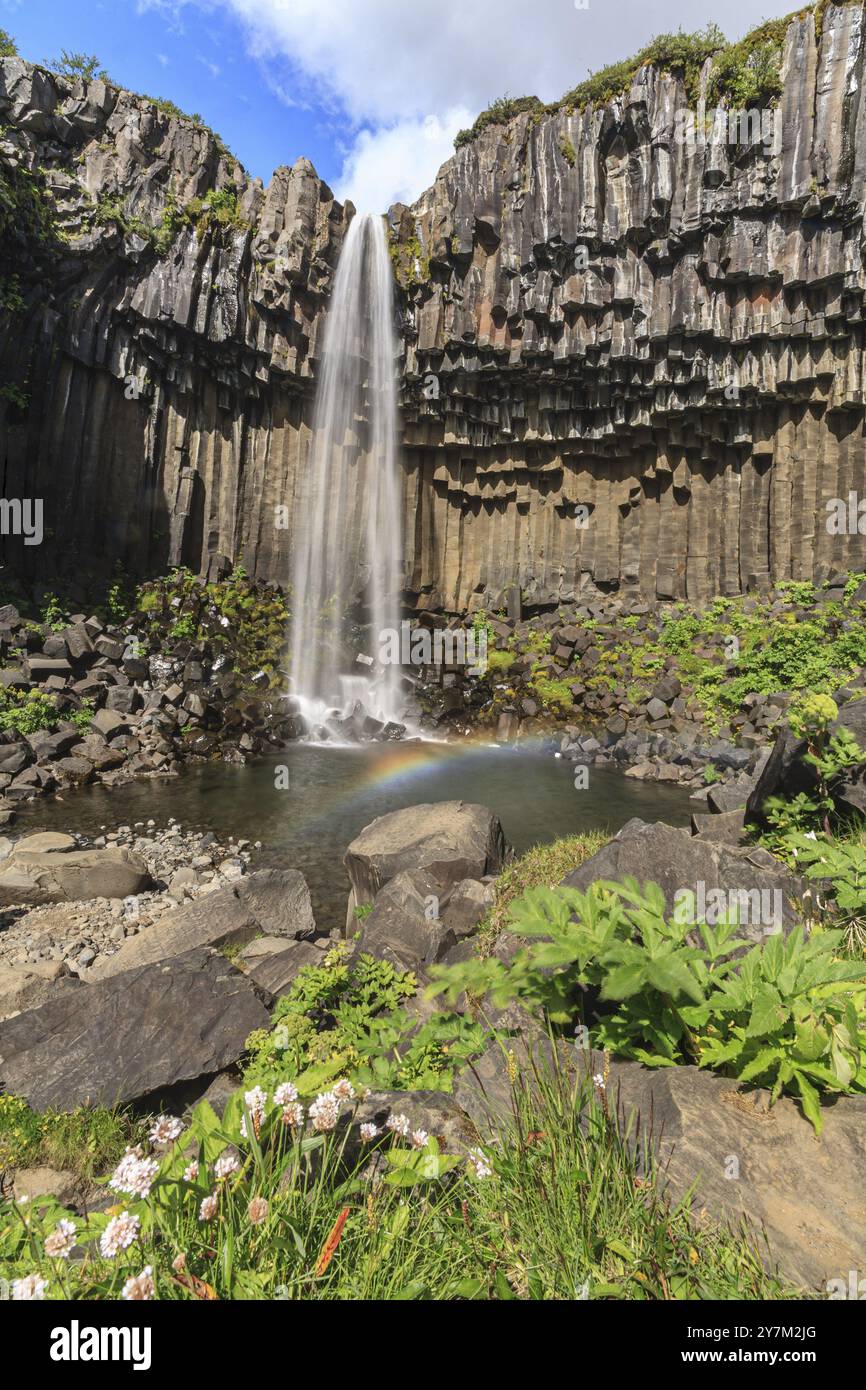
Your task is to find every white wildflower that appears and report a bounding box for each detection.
[183,1160,200,1183]
[148,1115,183,1145]
[109,1150,159,1200]
[44,1219,77,1260]
[411,1130,429,1150]
[273,1082,299,1107]
[593,1073,606,1091]
[386,1112,411,1138]
[467,1147,493,1180]
[12,1274,48,1300]
[359,1123,380,1143]
[281,1102,304,1128]
[214,1150,240,1180]
[199,1193,219,1222]
[332,1078,355,1102]
[99,1211,141,1259]
[309,1091,340,1133]
[240,1085,268,1138]
[122,1265,155,1301]
[247,1196,269,1225]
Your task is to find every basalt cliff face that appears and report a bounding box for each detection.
[3,6,866,611]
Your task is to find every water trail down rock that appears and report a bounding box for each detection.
[289,213,403,736]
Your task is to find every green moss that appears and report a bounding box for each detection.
[529,672,575,712]
[388,229,431,288]
[559,137,577,167]
[485,649,516,677]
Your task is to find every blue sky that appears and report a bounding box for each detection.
[0,0,800,212]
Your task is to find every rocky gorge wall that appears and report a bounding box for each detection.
[3,5,866,612]
[394,2,866,609]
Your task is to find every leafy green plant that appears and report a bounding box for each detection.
[0,27,17,57]
[0,689,63,735]
[431,878,866,1132]
[0,275,25,313]
[45,50,112,82]
[760,695,864,842]
[790,834,866,956]
[243,943,484,1096]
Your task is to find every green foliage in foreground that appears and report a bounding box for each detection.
[0,1063,798,1300]
[431,879,866,1134]
[243,942,485,1095]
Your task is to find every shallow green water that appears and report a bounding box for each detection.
[15,742,692,930]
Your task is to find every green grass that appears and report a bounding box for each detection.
[0,1095,142,1184]
[454,10,818,150]
[476,833,607,953]
[0,1057,799,1300]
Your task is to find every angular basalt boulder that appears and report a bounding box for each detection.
[0,846,152,907]
[561,819,806,943]
[91,869,316,979]
[353,868,458,969]
[0,947,272,1112]
[344,801,509,916]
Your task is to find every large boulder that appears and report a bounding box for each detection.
[0,960,70,1021]
[354,868,458,968]
[91,869,316,979]
[561,819,805,943]
[0,947,272,1112]
[747,697,866,825]
[0,846,152,906]
[344,802,509,917]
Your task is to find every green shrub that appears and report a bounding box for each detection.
[243,942,484,1095]
[0,27,17,57]
[45,51,112,82]
[0,690,62,735]
[431,877,866,1133]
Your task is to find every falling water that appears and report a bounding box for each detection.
[289,213,403,734]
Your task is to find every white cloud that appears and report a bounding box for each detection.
[335,108,473,212]
[156,52,170,66]
[197,54,221,78]
[139,0,802,208]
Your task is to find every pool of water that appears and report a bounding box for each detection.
[13,742,692,930]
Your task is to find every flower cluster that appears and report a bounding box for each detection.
[109,1147,159,1200]
[467,1147,493,1180]
[99,1211,141,1259]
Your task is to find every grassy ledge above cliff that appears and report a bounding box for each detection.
[453,4,851,149]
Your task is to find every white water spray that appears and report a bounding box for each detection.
[289,213,403,733]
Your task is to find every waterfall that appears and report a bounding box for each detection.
[289,213,403,735]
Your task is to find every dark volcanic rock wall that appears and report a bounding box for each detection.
[0,57,348,586]
[4,7,866,610]
[394,3,866,609]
